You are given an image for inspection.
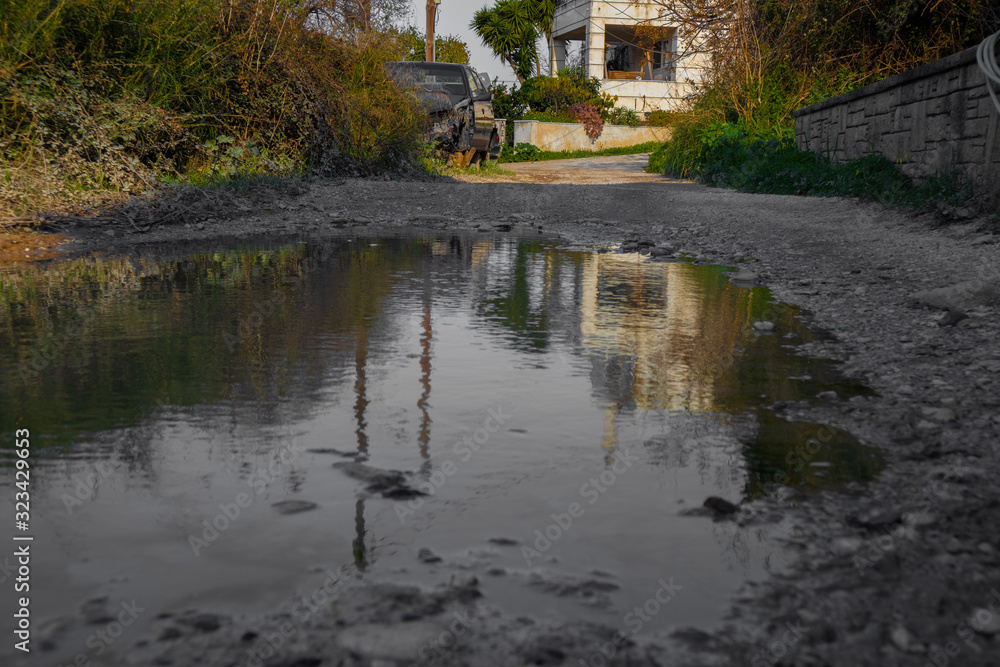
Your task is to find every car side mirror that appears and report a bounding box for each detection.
[479,73,492,91]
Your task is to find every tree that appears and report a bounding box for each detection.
[530,0,556,77]
[471,0,540,82]
[391,27,471,64]
[305,0,411,38]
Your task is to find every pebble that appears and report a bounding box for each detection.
[920,407,956,422]
[938,310,968,327]
[417,547,442,563]
[832,537,864,554]
[753,321,775,331]
[333,462,406,487]
[848,508,902,530]
[889,625,919,652]
[271,500,318,515]
[970,609,1000,635]
[703,496,739,515]
[910,280,999,311]
[730,270,758,283]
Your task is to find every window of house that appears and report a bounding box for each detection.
[653,36,677,81]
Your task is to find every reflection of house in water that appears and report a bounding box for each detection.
[552,0,710,114]
[577,254,758,451]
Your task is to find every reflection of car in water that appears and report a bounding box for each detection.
[387,61,503,166]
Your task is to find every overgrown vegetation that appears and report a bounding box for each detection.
[0,0,426,219]
[389,27,471,64]
[649,125,972,211]
[646,0,999,210]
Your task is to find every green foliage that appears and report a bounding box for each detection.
[501,143,542,162]
[489,82,528,120]
[0,0,424,217]
[657,0,1000,188]
[644,110,677,127]
[500,141,661,163]
[605,107,640,127]
[518,67,604,113]
[470,0,555,81]
[471,0,540,82]
[521,110,576,123]
[648,122,973,212]
[445,158,516,177]
[390,27,471,64]
[649,122,791,179]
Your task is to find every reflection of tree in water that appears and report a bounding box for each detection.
[0,237,444,571]
[0,238,431,447]
[741,411,883,499]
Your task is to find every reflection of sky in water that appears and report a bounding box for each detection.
[0,235,882,664]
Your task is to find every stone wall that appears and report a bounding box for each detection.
[513,120,672,152]
[793,46,999,198]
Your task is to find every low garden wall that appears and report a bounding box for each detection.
[513,120,672,152]
[793,45,999,196]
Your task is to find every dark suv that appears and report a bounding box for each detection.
[387,61,503,165]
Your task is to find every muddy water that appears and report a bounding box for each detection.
[0,234,882,664]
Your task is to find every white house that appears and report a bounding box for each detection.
[551,0,708,115]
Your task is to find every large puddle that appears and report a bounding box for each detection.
[0,234,883,663]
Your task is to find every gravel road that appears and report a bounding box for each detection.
[24,155,1000,666]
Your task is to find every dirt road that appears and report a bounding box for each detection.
[15,155,1000,665]
[487,153,673,184]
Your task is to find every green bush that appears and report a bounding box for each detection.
[605,107,640,127]
[499,142,661,163]
[501,143,542,162]
[521,110,577,124]
[644,110,676,127]
[649,121,971,211]
[0,0,423,217]
[518,67,603,113]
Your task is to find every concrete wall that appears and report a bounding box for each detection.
[513,120,672,152]
[793,46,999,196]
[600,79,694,114]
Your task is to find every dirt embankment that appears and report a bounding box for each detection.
[9,156,1000,666]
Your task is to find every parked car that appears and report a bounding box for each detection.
[387,61,503,166]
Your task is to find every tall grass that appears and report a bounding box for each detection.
[0,0,423,217]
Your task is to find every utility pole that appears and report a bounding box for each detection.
[425,0,438,62]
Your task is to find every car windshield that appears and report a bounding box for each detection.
[389,64,469,102]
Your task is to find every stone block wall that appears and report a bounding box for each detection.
[793,46,999,199]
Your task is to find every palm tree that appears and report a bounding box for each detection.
[471,0,539,83]
[530,0,557,76]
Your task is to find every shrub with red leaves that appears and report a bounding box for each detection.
[568,103,604,140]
